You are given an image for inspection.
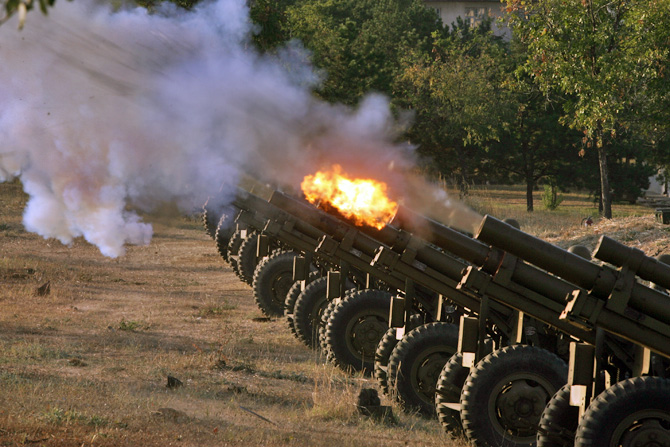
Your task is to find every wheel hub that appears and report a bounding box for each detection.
[496,380,548,435]
[350,316,385,357]
[416,353,449,396]
[271,273,293,303]
[619,418,670,447]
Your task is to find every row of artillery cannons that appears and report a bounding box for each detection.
[201,177,670,447]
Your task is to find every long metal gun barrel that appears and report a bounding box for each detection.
[594,236,670,290]
[475,215,670,327]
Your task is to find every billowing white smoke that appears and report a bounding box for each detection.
[0,0,419,257]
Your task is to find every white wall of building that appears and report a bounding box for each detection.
[425,1,510,38]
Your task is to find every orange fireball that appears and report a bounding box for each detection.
[301,165,398,230]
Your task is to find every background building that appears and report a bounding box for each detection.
[424,0,509,37]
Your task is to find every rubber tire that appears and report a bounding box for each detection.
[284,280,303,337]
[386,322,459,416]
[460,345,567,447]
[574,376,670,447]
[324,289,392,375]
[225,230,244,272]
[435,352,469,436]
[293,277,329,349]
[236,233,259,285]
[202,201,219,239]
[374,314,425,397]
[284,272,321,339]
[252,251,297,318]
[320,289,360,359]
[536,385,578,447]
[214,214,235,263]
[319,298,340,358]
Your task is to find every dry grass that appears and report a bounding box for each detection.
[0,179,458,447]
[455,184,670,251]
[1,179,666,447]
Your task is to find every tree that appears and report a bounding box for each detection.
[394,19,509,195]
[1,0,56,29]
[477,37,580,211]
[506,0,670,218]
[286,0,442,105]
[248,0,297,51]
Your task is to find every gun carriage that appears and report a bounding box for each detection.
[204,180,670,447]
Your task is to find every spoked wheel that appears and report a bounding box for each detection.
[435,352,469,436]
[387,322,458,416]
[252,251,297,318]
[537,385,578,447]
[235,232,259,285]
[325,289,391,374]
[575,376,670,447]
[460,345,567,447]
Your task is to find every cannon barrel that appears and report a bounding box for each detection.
[233,187,325,242]
[476,215,618,297]
[475,214,670,327]
[594,236,670,290]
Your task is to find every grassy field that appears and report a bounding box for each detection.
[1,179,669,447]
[0,179,464,447]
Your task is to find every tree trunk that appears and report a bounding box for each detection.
[526,178,534,212]
[597,144,612,218]
[458,150,470,199]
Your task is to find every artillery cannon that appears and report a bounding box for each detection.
[264,189,670,446]
[206,181,670,447]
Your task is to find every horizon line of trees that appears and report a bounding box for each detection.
[5,0,670,214]
[248,0,670,214]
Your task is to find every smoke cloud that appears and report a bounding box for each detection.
[0,0,478,257]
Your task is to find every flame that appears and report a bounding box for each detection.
[301,165,398,230]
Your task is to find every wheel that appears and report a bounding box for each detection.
[460,345,567,447]
[236,233,260,285]
[325,289,392,374]
[319,299,338,358]
[375,328,399,396]
[375,314,425,397]
[293,277,330,349]
[386,322,459,416]
[284,272,321,339]
[252,251,297,318]
[536,385,578,447]
[435,352,469,436]
[320,289,360,359]
[575,376,670,447]
[202,200,219,239]
[214,213,235,262]
[225,230,244,272]
[285,281,303,337]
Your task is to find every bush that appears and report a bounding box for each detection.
[542,184,563,210]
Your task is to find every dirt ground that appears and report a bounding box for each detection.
[0,180,461,447]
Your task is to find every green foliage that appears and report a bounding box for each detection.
[249,0,297,51]
[541,183,563,211]
[2,0,57,29]
[41,407,86,425]
[394,19,509,192]
[118,319,148,331]
[506,0,670,217]
[286,0,442,104]
[132,0,198,11]
[507,0,670,142]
